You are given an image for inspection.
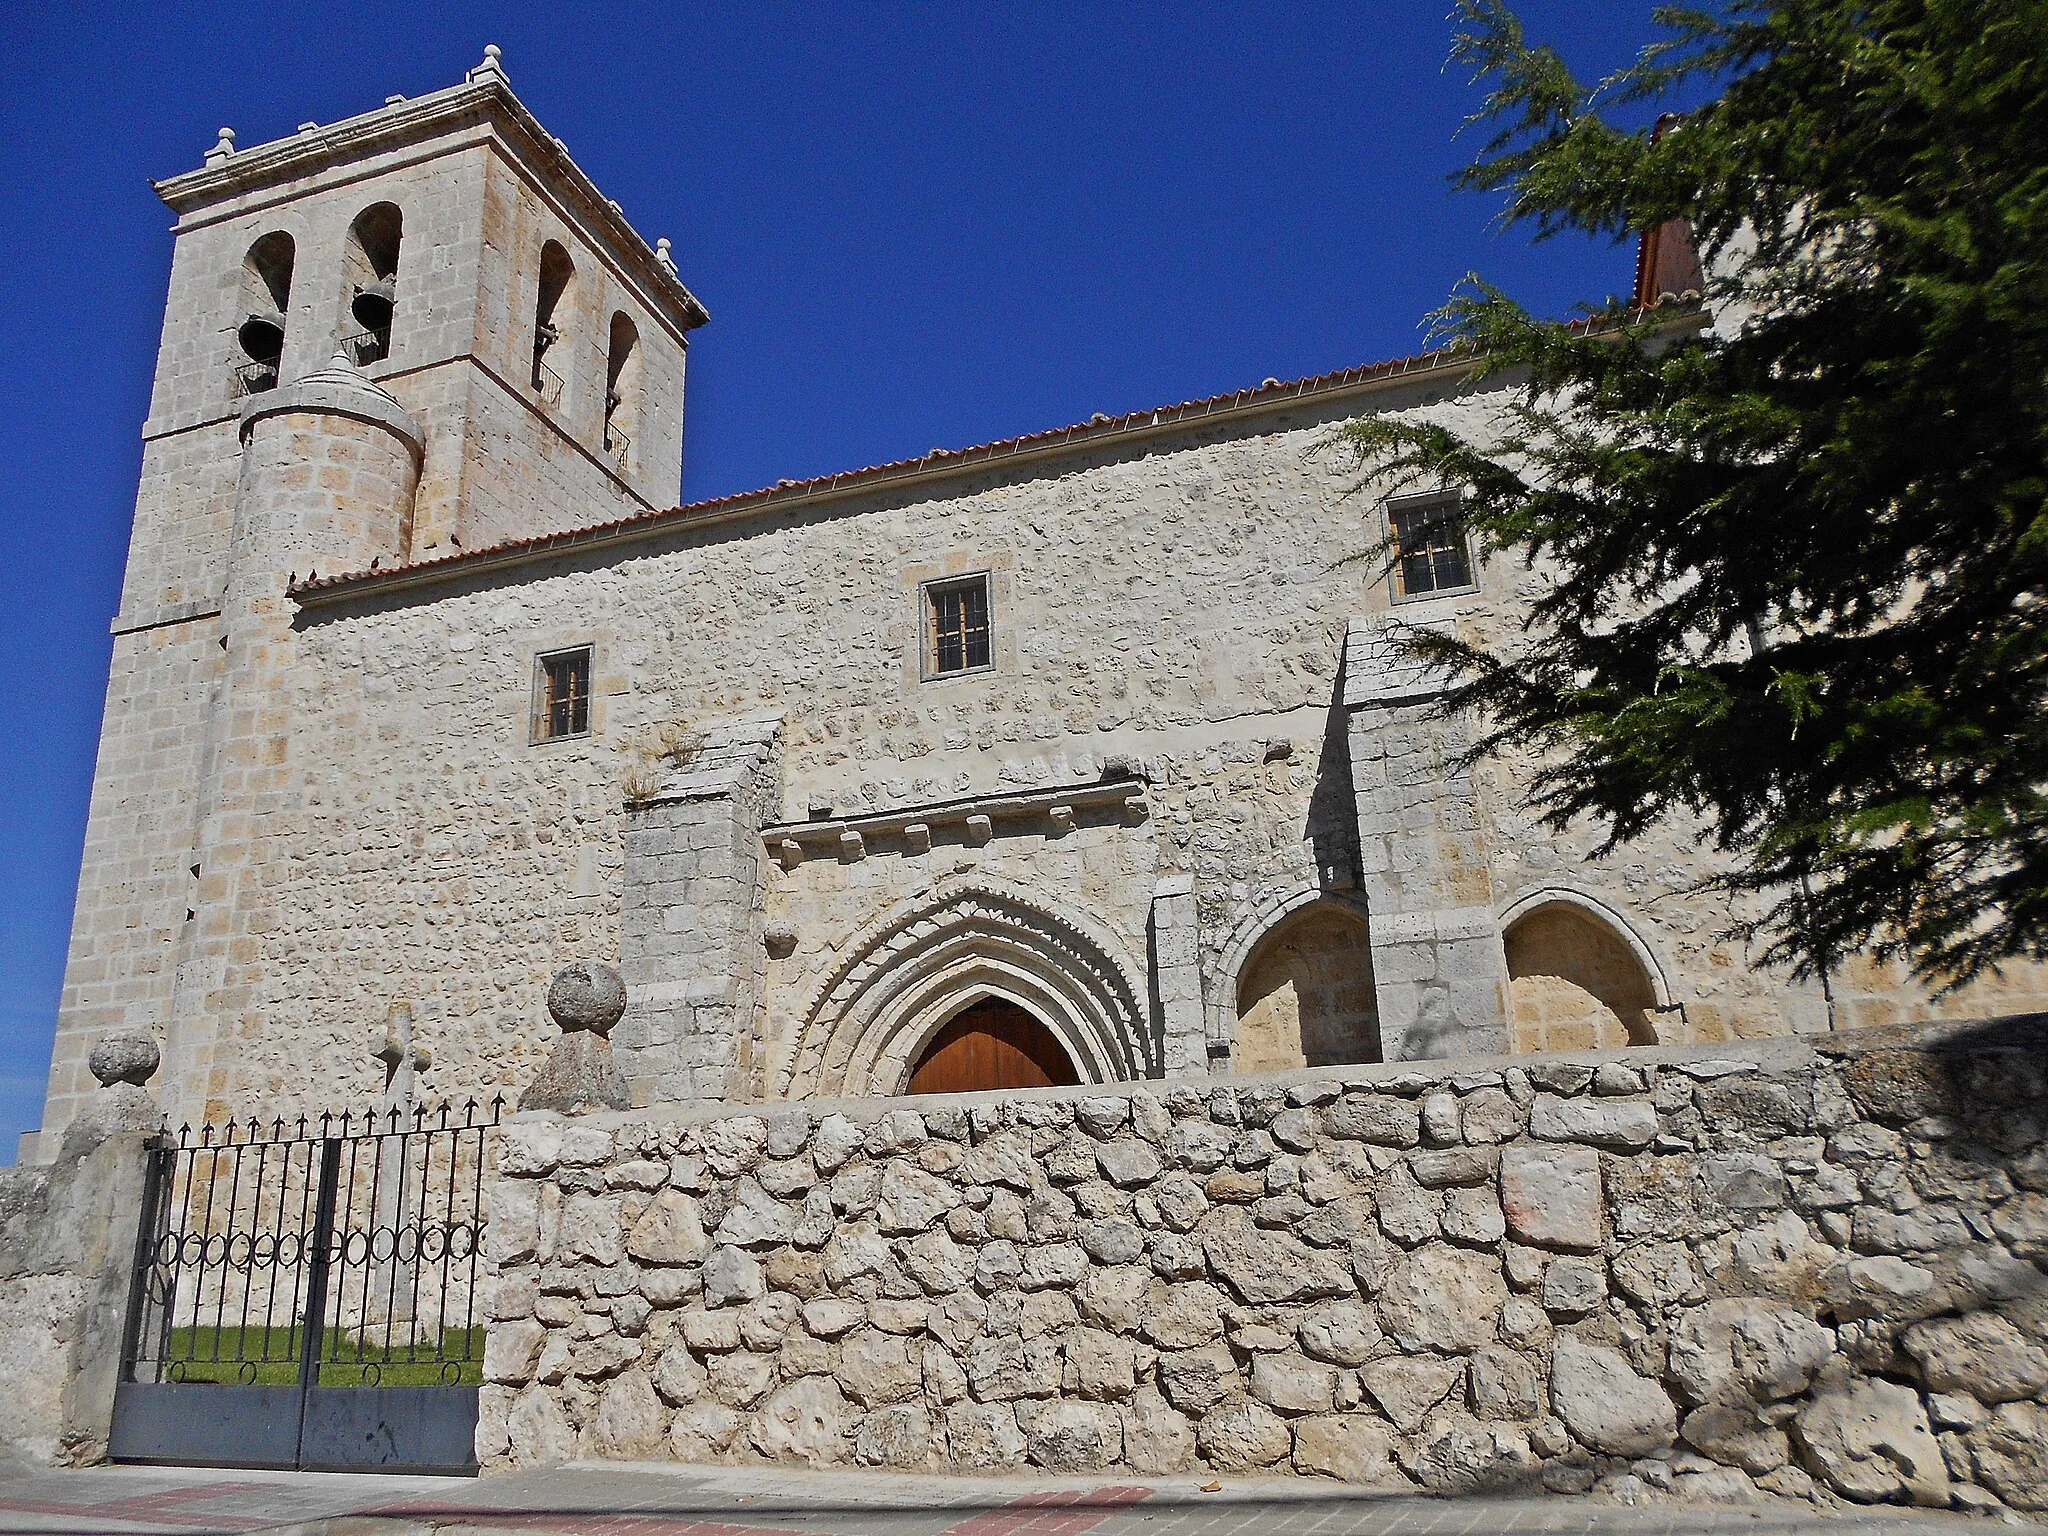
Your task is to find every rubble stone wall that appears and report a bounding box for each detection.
[477,1015,2048,1514]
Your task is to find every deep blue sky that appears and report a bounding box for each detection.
[0,2,1676,1157]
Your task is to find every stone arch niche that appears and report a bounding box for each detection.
[1232,897,1382,1071]
[1502,893,1664,1051]
[531,241,575,395]
[779,879,1151,1099]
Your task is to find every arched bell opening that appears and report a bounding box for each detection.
[906,995,1081,1096]
[1504,899,1660,1051]
[532,242,575,400]
[234,232,295,397]
[341,203,403,365]
[604,312,639,466]
[1233,899,1382,1071]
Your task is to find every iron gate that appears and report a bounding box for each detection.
[109,1099,500,1474]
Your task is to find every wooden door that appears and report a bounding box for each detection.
[907,999,1080,1094]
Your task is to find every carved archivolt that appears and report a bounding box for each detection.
[778,877,1151,1098]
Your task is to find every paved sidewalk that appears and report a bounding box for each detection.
[0,1462,2026,1536]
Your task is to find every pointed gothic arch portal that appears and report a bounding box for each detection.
[780,879,1151,1099]
[908,997,1081,1095]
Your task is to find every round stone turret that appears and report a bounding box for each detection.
[231,352,423,593]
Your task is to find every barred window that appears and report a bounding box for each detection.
[1389,498,1475,598]
[925,575,992,676]
[533,648,591,741]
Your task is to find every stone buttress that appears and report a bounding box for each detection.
[617,717,786,1105]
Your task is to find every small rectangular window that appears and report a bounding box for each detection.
[533,648,591,741]
[925,575,993,677]
[1389,498,1475,598]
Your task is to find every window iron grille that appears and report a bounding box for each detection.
[534,649,591,741]
[928,577,992,675]
[1390,501,1475,597]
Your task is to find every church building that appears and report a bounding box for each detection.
[24,49,2041,1156]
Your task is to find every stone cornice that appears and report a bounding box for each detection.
[761,776,1149,864]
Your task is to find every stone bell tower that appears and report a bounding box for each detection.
[144,42,708,560]
[28,48,710,1152]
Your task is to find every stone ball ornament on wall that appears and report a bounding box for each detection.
[521,960,633,1113]
[88,1030,160,1089]
[63,1030,164,1153]
[547,960,628,1036]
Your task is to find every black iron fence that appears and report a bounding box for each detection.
[111,1098,501,1473]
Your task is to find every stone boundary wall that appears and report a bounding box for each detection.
[0,1129,153,1466]
[478,1015,2048,1515]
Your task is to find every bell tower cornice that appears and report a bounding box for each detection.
[151,47,709,339]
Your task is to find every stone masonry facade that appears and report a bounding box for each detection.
[27,46,2048,1162]
[477,1016,2048,1513]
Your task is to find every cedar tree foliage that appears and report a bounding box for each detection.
[1336,0,2048,988]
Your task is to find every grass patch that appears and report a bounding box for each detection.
[158,1325,483,1387]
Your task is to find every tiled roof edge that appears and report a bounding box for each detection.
[290,296,1702,608]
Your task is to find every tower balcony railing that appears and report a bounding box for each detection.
[604,424,630,467]
[234,359,280,397]
[341,327,391,367]
[533,361,564,408]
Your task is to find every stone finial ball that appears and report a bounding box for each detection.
[90,1031,160,1089]
[547,961,627,1037]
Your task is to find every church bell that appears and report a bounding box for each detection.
[351,277,396,334]
[237,309,286,362]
